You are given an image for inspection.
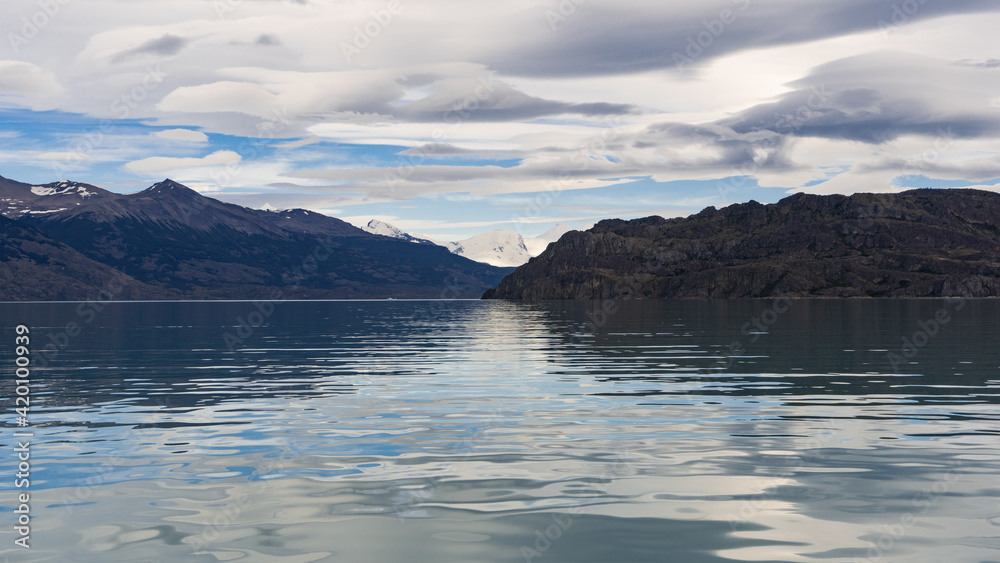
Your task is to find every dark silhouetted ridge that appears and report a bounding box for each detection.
[484,189,1000,299]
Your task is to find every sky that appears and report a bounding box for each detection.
[1,0,999,241]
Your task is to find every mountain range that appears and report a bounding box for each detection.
[11,174,996,302]
[484,189,1000,299]
[0,175,512,300]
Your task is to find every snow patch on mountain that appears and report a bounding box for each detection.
[259,203,292,212]
[363,219,435,244]
[26,208,68,214]
[31,180,95,197]
[30,181,96,198]
[444,230,531,267]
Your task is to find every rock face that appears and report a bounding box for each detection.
[483,189,1000,299]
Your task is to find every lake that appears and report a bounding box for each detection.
[1,299,999,562]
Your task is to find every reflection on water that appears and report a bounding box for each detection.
[1,299,999,562]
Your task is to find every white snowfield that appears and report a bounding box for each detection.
[26,208,68,214]
[364,219,409,239]
[362,219,575,267]
[444,230,531,268]
[30,181,95,198]
[362,219,435,245]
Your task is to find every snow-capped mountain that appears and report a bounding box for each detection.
[444,230,531,268]
[524,222,573,256]
[357,218,576,267]
[445,224,574,267]
[362,219,435,245]
[0,176,112,219]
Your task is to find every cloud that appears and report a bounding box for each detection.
[156,66,637,128]
[111,34,189,63]
[957,58,1000,68]
[125,150,241,173]
[35,151,91,161]
[397,143,526,159]
[721,51,1000,144]
[489,0,1000,77]
[255,34,281,46]
[857,153,1000,183]
[0,61,63,98]
[308,119,635,150]
[154,129,209,143]
[4,0,1000,234]
[158,81,282,118]
[389,78,637,122]
[273,135,323,149]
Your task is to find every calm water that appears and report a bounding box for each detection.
[1,299,999,562]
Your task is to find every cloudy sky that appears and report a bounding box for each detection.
[1,0,999,240]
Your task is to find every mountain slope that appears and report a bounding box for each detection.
[484,189,1000,299]
[0,214,175,300]
[253,208,369,237]
[9,178,511,299]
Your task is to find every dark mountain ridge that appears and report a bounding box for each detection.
[484,189,1000,299]
[1,176,511,300]
[251,207,369,238]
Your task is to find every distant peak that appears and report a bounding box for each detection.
[362,219,435,244]
[152,179,185,190]
[142,179,201,197]
[365,219,402,234]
